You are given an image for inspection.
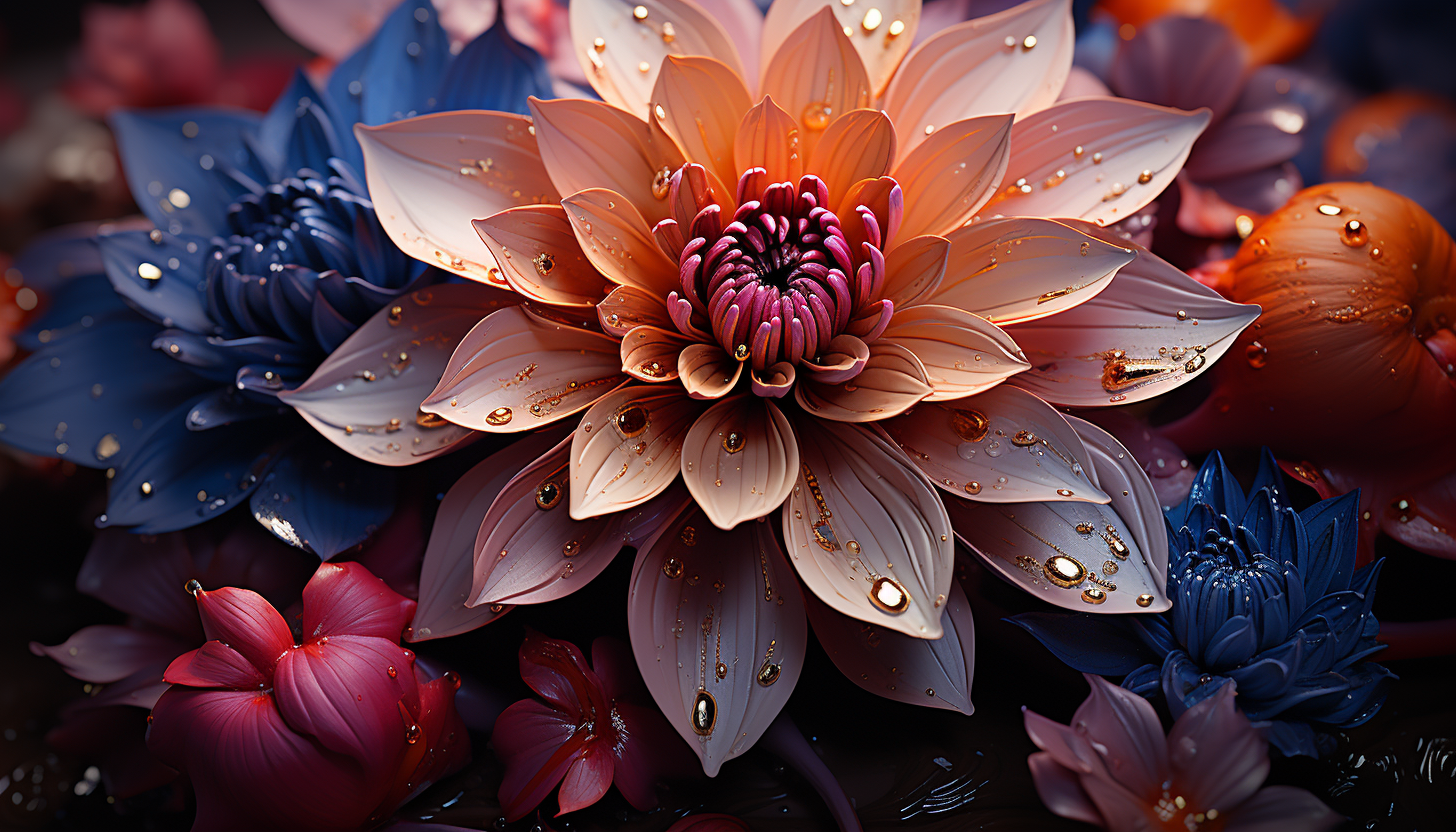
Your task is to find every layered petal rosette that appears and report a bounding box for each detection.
[1014,451,1394,757]
[147,562,468,832]
[366,0,1257,774]
[0,0,554,555]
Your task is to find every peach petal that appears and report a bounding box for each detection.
[562,188,682,298]
[679,343,744,399]
[881,234,950,310]
[804,109,897,208]
[472,206,603,307]
[570,384,704,519]
[733,96,804,189]
[760,0,921,97]
[620,325,692,382]
[878,304,1029,400]
[598,285,675,337]
[652,56,752,195]
[759,8,871,159]
[794,341,932,422]
[891,114,1013,239]
[680,395,797,529]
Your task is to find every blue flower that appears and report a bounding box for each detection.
[0,1,551,556]
[1013,450,1393,757]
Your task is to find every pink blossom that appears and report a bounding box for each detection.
[1024,675,1342,831]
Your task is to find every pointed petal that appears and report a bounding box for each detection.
[600,285,675,337]
[98,229,213,334]
[1027,753,1104,826]
[1167,682,1269,811]
[985,98,1210,226]
[357,112,557,282]
[761,0,920,97]
[280,285,503,465]
[1004,222,1260,407]
[807,577,975,714]
[881,234,950,310]
[33,625,188,685]
[678,343,744,399]
[879,304,1029,400]
[733,96,804,188]
[795,341,932,422]
[932,218,1132,324]
[422,306,629,432]
[652,56,752,192]
[164,641,267,690]
[191,586,294,676]
[881,387,1109,504]
[248,443,396,559]
[805,109,897,208]
[529,97,687,227]
[1065,415,1172,592]
[570,0,746,116]
[760,9,872,159]
[680,396,798,530]
[1075,675,1172,794]
[628,505,806,776]
[562,188,681,297]
[622,325,692,382]
[883,0,1073,158]
[557,747,615,814]
[493,698,583,821]
[570,385,702,519]
[411,436,564,641]
[298,561,414,642]
[891,114,1012,239]
[471,206,604,307]
[783,418,953,638]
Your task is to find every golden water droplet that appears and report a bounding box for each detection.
[632,5,648,20]
[1137,169,1153,184]
[691,689,716,735]
[1102,560,1119,575]
[489,603,505,613]
[637,61,651,73]
[535,480,562,509]
[593,37,606,52]
[662,557,684,578]
[387,305,403,325]
[562,540,580,557]
[94,433,121,461]
[680,525,696,546]
[140,481,153,496]
[1073,145,1085,158]
[660,21,676,42]
[1076,523,1094,534]
[1081,587,1107,604]
[1022,34,1037,49]
[1056,488,1074,497]
[1044,555,1086,587]
[1184,353,1206,373]
[1091,152,1103,164]
[924,124,935,136]
[949,408,989,442]
[714,661,727,680]
[1011,430,1038,447]
[148,229,163,244]
[846,540,861,554]
[757,660,780,686]
[654,104,667,120]
[167,188,191,209]
[485,406,513,426]
[184,579,203,596]
[801,102,832,131]
[869,576,909,613]
[615,404,650,437]
[887,19,905,36]
[1369,247,1383,260]
[1246,340,1268,368]
[965,481,981,494]
[1136,593,1154,607]
[652,165,673,199]
[1317,203,1342,216]
[532,252,556,276]
[137,262,162,281]
[722,430,745,454]
[1340,219,1368,247]
[734,344,750,360]
[861,8,882,31]
[1235,214,1254,238]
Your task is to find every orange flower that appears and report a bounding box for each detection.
[1096,0,1321,65]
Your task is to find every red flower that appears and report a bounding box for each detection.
[494,631,690,820]
[146,562,468,832]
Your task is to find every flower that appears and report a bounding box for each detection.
[493,630,689,820]
[1162,182,1456,563]
[1093,0,1320,66]
[0,0,555,554]
[65,0,222,114]
[1024,674,1342,831]
[1103,15,1305,237]
[361,0,1262,774]
[1323,91,1456,233]
[146,561,468,832]
[1014,450,1394,757]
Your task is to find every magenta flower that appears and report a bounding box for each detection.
[146,562,468,832]
[494,630,690,820]
[1024,675,1342,831]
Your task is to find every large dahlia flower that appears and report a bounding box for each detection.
[1014,451,1392,758]
[361,0,1259,774]
[0,0,553,554]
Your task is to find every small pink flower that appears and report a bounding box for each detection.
[494,630,690,820]
[146,561,468,832]
[1024,675,1342,832]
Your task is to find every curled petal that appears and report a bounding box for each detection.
[1005,222,1260,407]
[494,698,584,821]
[652,56,752,193]
[879,304,1029,400]
[805,109,898,207]
[680,396,798,529]
[628,505,807,776]
[932,218,1132,324]
[891,114,1013,239]
[734,97,804,188]
[986,98,1211,226]
[422,306,628,432]
[570,0,746,116]
[356,112,557,282]
[751,362,797,398]
[679,343,745,399]
[795,341,932,422]
[281,285,506,465]
[883,0,1074,158]
[193,586,293,676]
[529,97,687,227]
[570,385,703,519]
[881,386,1109,504]
[796,334,870,384]
[759,8,872,159]
[563,189,681,297]
[806,577,975,714]
[782,417,953,638]
[472,206,604,307]
[298,561,415,643]
[622,326,692,382]
[838,176,903,257]
[599,285,675,337]
[164,641,266,690]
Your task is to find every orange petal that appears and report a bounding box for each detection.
[680,395,797,529]
[838,176,902,255]
[529,97,687,227]
[561,188,681,297]
[652,55,752,194]
[472,206,602,307]
[892,114,1012,239]
[734,96,804,188]
[570,0,747,116]
[760,0,921,97]
[422,306,628,431]
[569,384,703,519]
[881,234,951,310]
[598,285,675,337]
[795,341,932,422]
[759,8,871,159]
[883,0,1074,158]
[805,109,897,209]
[678,343,744,399]
[620,325,691,382]
[879,304,1029,400]
[356,112,556,282]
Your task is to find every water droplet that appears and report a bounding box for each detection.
[632,4,648,20]
[184,579,203,596]
[861,8,882,31]
[387,666,397,678]
[1317,203,1342,216]
[485,407,513,426]
[1136,594,1154,607]
[615,404,650,437]
[533,252,555,276]
[1340,219,1368,247]
[535,480,562,510]
[1081,587,1107,604]
[94,433,121,462]
[691,689,716,735]
[869,576,909,613]
[1022,34,1037,49]
[1043,555,1085,587]
[757,660,780,686]
[1245,340,1268,368]
[662,557,684,578]
[722,431,745,454]
[137,262,162,281]
[651,165,673,199]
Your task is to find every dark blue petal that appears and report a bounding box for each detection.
[1181,450,1246,520]
[1130,614,1180,654]
[150,331,311,385]
[104,398,279,533]
[309,286,361,354]
[435,19,553,114]
[1007,613,1153,675]
[1203,614,1259,669]
[98,230,215,334]
[0,318,210,468]
[186,389,287,431]
[1226,637,1302,700]
[1159,650,1225,720]
[266,265,322,344]
[1299,490,1361,596]
[323,0,450,172]
[12,228,127,350]
[1247,448,1288,507]
[110,108,266,235]
[249,440,396,559]
[1122,664,1162,697]
[1261,720,1321,758]
[17,275,133,351]
[258,70,341,178]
